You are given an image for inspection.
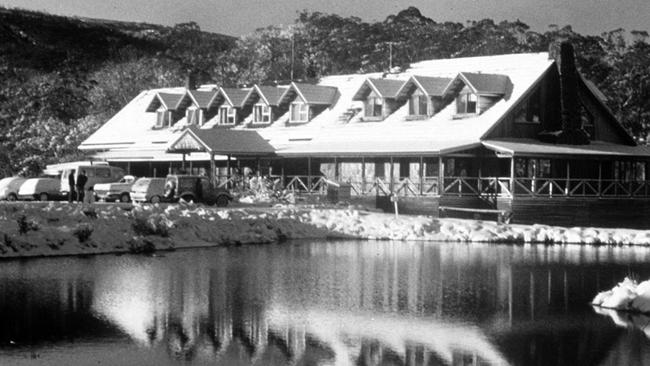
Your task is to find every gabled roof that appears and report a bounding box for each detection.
[249,85,289,106]
[279,82,339,105]
[483,138,650,158]
[444,72,511,96]
[145,92,188,112]
[396,75,453,99]
[352,78,405,100]
[215,87,253,108]
[188,90,218,109]
[167,126,275,155]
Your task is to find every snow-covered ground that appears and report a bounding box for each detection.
[2,201,650,258]
[593,278,650,313]
[592,278,650,337]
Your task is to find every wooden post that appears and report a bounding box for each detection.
[281,158,286,188]
[307,157,312,192]
[127,161,131,175]
[389,156,395,193]
[438,156,444,196]
[565,160,570,196]
[419,156,424,196]
[334,157,339,181]
[182,153,186,171]
[509,157,515,197]
[226,155,231,188]
[361,157,366,195]
[210,152,216,187]
[597,161,602,197]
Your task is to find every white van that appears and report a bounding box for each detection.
[60,165,125,194]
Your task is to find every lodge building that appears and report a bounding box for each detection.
[80,44,650,228]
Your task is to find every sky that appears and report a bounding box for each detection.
[1,0,647,37]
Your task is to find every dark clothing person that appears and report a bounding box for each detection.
[68,171,76,203]
[76,171,88,203]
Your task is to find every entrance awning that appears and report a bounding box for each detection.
[167,126,276,156]
[482,139,650,159]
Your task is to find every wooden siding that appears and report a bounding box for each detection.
[500,196,650,229]
[486,67,561,139]
[478,95,499,114]
[578,88,628,144]
[376,195,439,216]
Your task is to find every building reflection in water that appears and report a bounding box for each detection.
[2,242,650,365]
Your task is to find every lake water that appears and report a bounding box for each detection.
[1,241,650,365]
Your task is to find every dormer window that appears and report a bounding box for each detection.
[409,92,429,116]
[186,107,203,125]
[156,107,171,128]
[253,104,271,124]
[365,97,383,118]
[219,106,236,125]
[290,102,309,122]
[456,90,477,114]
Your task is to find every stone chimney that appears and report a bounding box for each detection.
[540,42,590,145]
[185,71,197,90]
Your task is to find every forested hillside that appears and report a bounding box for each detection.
[0,6,648,176]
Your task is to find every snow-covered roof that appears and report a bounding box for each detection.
[280,82,339,105]
[216,87,252,108]
[396,76,452,98]
[483,138,650,158]
[81,53,556,159]
[188,90,217,109]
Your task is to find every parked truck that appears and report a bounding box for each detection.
[94,175,136,202]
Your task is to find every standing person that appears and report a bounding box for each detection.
[67,170,76,203]
[76,170,88,203]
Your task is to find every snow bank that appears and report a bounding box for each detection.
[2,202,650,258]
[592,277,650,313]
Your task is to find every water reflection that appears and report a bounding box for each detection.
[1,242,650,365]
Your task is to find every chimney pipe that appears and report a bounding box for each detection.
[557,42,590,145]
[185,71,197,90]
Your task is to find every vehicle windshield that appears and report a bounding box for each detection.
[132,179,151,189]
[0,178,17,189]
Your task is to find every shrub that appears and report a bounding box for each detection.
[17,215,39,235]
[128,238,156,254]
[73,224,94,243]
[131,213,170,237]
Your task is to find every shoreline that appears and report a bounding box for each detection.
[1,202,650,259]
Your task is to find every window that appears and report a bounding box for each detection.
[253,104,271,123]
[219,106,236,125]
[95,168,111,178]
[409,94,429,116]
[456,92,477,114]
[365,97,383,118]
[580,104,595,139]
[290,102,309,122]
[156,108,171,128]
[186,107,202,125]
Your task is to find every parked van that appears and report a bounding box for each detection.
[0,177,27,201]
[60,165,125,195]
[130,177,166,203]
[18,178,65,201]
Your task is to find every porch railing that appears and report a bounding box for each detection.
[443,176,650,199]
[217,173,650,199]
[267,175,440,196]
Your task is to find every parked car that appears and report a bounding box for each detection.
[18,178,65,201]
[0,177,28,201]
[164,175,232,206]
[130,177,166,204]
[94,175,137,202]
[60,164,125,195]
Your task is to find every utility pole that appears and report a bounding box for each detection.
[290,28,295,81]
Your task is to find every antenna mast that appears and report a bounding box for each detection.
[290,28,295,81]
